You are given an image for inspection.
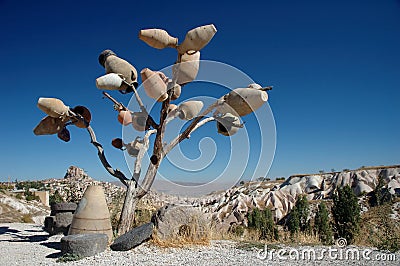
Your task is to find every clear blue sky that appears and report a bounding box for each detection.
[0,0,399,183]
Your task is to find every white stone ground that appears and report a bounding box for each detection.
[0,223,398,266]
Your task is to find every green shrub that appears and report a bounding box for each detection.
[287,195,310,237]
[332,185,360,244]
[314,201,333,245]
[49,190,64,205]
[247,208,279,241]
[56,253,82,262]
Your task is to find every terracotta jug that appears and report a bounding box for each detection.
[111,138,123,150]
[99,49,138,90]
[217,86,268,117]
[132,112,147,131]
[124,137,144,157]
[140,68,168,102]
[71,106,91,128]
[173,50,200,85]
[177,24,217,54]
[117,110,132,126]
[96,73,129,91]
[139,29,178,49]
[37,98,69,118]
[167,81,181,100]
[68,185,113,243]
[178,100,204,120]
[33,116,65,135]
[216,113,241,136]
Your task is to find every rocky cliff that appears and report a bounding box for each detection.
[194,165,400,229]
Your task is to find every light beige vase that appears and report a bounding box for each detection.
[217,87,268,117]
[139,29,178,49]
[68,185,113,243]
[216,113,241,136]
[140,68,168,102]
[178,100,204,120]
[37,98,69,118]
[173,50,200,85]
[177,24,217,54]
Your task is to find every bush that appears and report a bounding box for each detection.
[49,190,64,205]
[247,208,279,241]
[332,185,360,244]
[314,201,333,245]
[21,214,33,223]
[287,195,310,237]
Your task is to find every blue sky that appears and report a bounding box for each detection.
[0,0,399,183]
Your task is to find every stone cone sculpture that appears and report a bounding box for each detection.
[68,185,113,243]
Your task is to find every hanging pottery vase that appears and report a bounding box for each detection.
[140,68,168,102]
[167,81,182,100]
[68,185,113,243]
[111,138,123,150]
[33,116,66,135]
[216,113,241,136]
[96,73,129,91]
[178,100,204,120]
[117,110,132,126]
[124,138,144,157]
[98,49,138,91]
[167,104,178,117]
[71,106,91,128]
[177,24,217,54]
[57,127,71,142]
[218,86,268,117]
[139,28,178,49]
[173,50,200,85]
[37,98,69,118]
[132,112,147,131]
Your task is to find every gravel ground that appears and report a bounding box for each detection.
[0,223,399,266]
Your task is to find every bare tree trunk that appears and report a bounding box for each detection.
[117,180,141,235]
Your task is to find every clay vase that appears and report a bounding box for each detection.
[117,110,132,126]
[139,29,178,49]
[140,68,168,102]
[218,87,268,117]
[111,138,123,149]
[167,104,178,117]
[57,127,71,142]
[37,98,69,118]
[68,185,113,243]
[177,24,217,54]
[124,138,144,157]
[99,50,138,89]
[96,73,129,91]
[71,106,91,128]
[178,100,204,120]
[132,112,147,131]
[167,81,182,100]
[33,116,66,135]
[173,51,200,85]
[216,113,241,136]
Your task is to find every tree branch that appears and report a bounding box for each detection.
[86,125,129,187]
[132,129,156,184]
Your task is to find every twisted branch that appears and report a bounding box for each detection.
[86,125,129,187]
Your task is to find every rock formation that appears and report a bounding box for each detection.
[194,165,400,230]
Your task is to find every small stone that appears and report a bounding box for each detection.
[61,234,108,258]
[110,222,153,251]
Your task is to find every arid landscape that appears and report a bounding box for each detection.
[1,165,399,265]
